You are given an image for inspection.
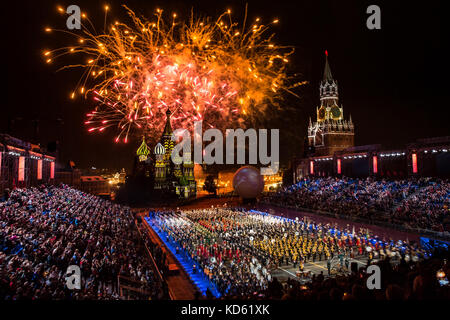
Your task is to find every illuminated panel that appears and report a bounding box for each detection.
[310,160,314,175]
[37,160,43,180]
[337,159,341,174]
[412,153,418,173]
[18,156,25,182]
[50,161,55,179]
[372,156,378,174]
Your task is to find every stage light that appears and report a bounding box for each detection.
[412,153,418,173]
[373,156,378,174]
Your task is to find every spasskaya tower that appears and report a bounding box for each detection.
[307,51,354,156]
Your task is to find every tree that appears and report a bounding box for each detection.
[203,175,217,195]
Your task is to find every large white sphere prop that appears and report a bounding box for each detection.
[232,166,264,199]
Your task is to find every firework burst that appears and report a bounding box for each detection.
[44,5,302,143]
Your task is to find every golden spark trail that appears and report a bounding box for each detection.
[45,5,303,143]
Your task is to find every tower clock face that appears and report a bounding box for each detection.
[318,107,326,120]
[331,106,341,118]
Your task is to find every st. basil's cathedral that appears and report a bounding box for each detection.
[132,109,196,199]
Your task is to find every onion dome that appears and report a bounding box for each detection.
[154,142,165,155]
[136,137,150,160]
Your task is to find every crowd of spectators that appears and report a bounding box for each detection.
[394,181,450,231]
[265,177,450,232]
[0,185,164,300]
[1,182,448,301]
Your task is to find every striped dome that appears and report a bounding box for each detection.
[154,142,165,155]
[136,137,150,157]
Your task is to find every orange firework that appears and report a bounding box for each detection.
[44,5,302,143]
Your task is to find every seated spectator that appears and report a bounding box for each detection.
[264,177,449,233]
[0,184,164,300]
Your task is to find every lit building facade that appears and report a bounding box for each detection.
[0,134,56,193]
[294,138,450,180]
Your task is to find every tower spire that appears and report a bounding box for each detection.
[319,50,338,108]
[323,50,333,81]
[163,108,173,136]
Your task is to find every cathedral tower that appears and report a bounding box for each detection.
[161,109,175,164]
[153,142,166,189]
[151,108,196,197]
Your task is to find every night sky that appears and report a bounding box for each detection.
[3,0,449,171]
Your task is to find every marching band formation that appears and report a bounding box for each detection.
[149,208,431,297]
